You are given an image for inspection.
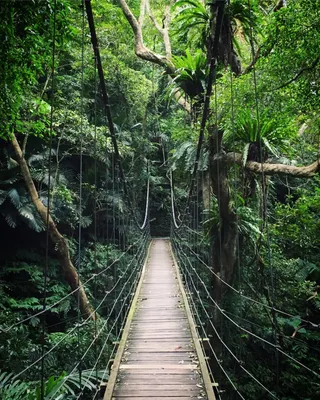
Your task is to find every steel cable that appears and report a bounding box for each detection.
[174,228,319,328]
[173,238,320,378]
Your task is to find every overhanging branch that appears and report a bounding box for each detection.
[147,1,172,58]
[224,152,320,177]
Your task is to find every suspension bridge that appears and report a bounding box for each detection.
[104,239,215,399]
[1,0,319,399]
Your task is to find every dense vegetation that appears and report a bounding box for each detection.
[0,0,319,399]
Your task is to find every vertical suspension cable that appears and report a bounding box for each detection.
[121,177,127,329]
[247,0,280,394]
[93,42,98,384]
[111,147,118,335]
[117,161,123,329]
[77,0,85,388]
[227,0,243,371]
[41,1,56,398]
[213,72,223,344]
[191,177,195,297]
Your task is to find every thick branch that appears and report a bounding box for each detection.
[118,0,191,112]
[138,0,147,25]
[224,152,320,177]
[118,0,174,71]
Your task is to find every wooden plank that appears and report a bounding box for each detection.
[129,334,190,339]
[113,390,202,396]
[112,397,201,400]
[124,357,196,364]
[124,352,194,359]
[119,364,197,370]
[116,375,199,383]
[116,382,199,386]
[119,364,198,378]
[115,384,202,390]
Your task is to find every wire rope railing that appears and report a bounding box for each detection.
[171,226,320,400]
[44,231,149,399]
[174,228,319,329]
[173,233,320,378]
[1,235,145,333]
[167,2,320,398]
[13,230,149,381]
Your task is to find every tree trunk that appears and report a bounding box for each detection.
[207,126,238,384]
[202,171,211,212]
[208,127,238,302]
[11,134,95,320]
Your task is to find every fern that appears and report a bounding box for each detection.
[0,371,29,400]
[0,189,7,205]
[223,108,287,157]
[172,0,209,47]
[0,370,106,400]
[171,49,207,98]
[3,212,17,228]
[7,188,20,208]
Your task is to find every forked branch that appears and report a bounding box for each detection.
[147,1,172,57]
[118,0,191,112]
[118,0,174,71]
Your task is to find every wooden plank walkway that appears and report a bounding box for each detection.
[104,238,215,400]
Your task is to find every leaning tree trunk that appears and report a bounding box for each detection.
[11,134,95,320]
[207,126,238,384]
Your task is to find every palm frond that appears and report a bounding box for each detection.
[7,188,20,208]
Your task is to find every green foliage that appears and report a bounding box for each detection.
[172,0,209,48]
[0,0,320,399]
[0,369,105,400]
[272,179,320,264]
[172,0,262,59]
[0,167,45,231]
[171,49,207,99]
[228,0,262,46]
[222,108,294,159]
[170,139,207,172]
[0,0,72,139]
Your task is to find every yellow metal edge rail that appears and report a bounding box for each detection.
[169,241,217,400]
[103,240,153,400]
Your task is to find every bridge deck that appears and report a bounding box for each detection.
[104,239,215,400]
